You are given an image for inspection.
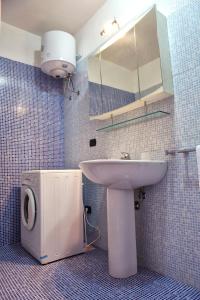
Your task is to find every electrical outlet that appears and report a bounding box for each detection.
[85,205,92,214]
[89,139,96,147]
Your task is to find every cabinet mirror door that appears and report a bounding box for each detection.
[88,27,140,117]
[88,53,103,116]
[135,7,163,99]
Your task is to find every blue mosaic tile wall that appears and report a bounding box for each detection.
[64,0,200,289]
[89,81,135,116]
[0,57,64,247]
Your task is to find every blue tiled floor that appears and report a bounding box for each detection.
[0,244,200,300]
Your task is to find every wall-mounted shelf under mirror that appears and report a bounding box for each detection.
[88,5,173,121]
[96,110,170,132]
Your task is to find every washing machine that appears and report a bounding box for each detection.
[21,170,85,264]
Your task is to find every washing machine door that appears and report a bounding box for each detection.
[21,188,36,231]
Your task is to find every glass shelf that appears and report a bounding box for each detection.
[96,110,170,132]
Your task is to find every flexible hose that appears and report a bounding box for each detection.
[84,208,101,248]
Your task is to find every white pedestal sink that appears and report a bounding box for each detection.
[79,159,167,278]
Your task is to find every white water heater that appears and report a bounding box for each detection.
[41,30,76,78]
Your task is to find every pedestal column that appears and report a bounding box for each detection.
[107,188,137,278]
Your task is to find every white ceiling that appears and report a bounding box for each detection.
[2,0,106,36]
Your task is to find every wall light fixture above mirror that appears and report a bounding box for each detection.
[100,18,120,37]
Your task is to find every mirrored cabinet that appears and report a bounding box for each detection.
[88,6,173,122]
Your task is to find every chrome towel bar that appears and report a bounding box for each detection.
[165,147,196,155]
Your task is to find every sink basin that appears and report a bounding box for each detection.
[79,159,167,278]
[79,159,167,189]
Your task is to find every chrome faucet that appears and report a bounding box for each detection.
[120,152,130,160]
